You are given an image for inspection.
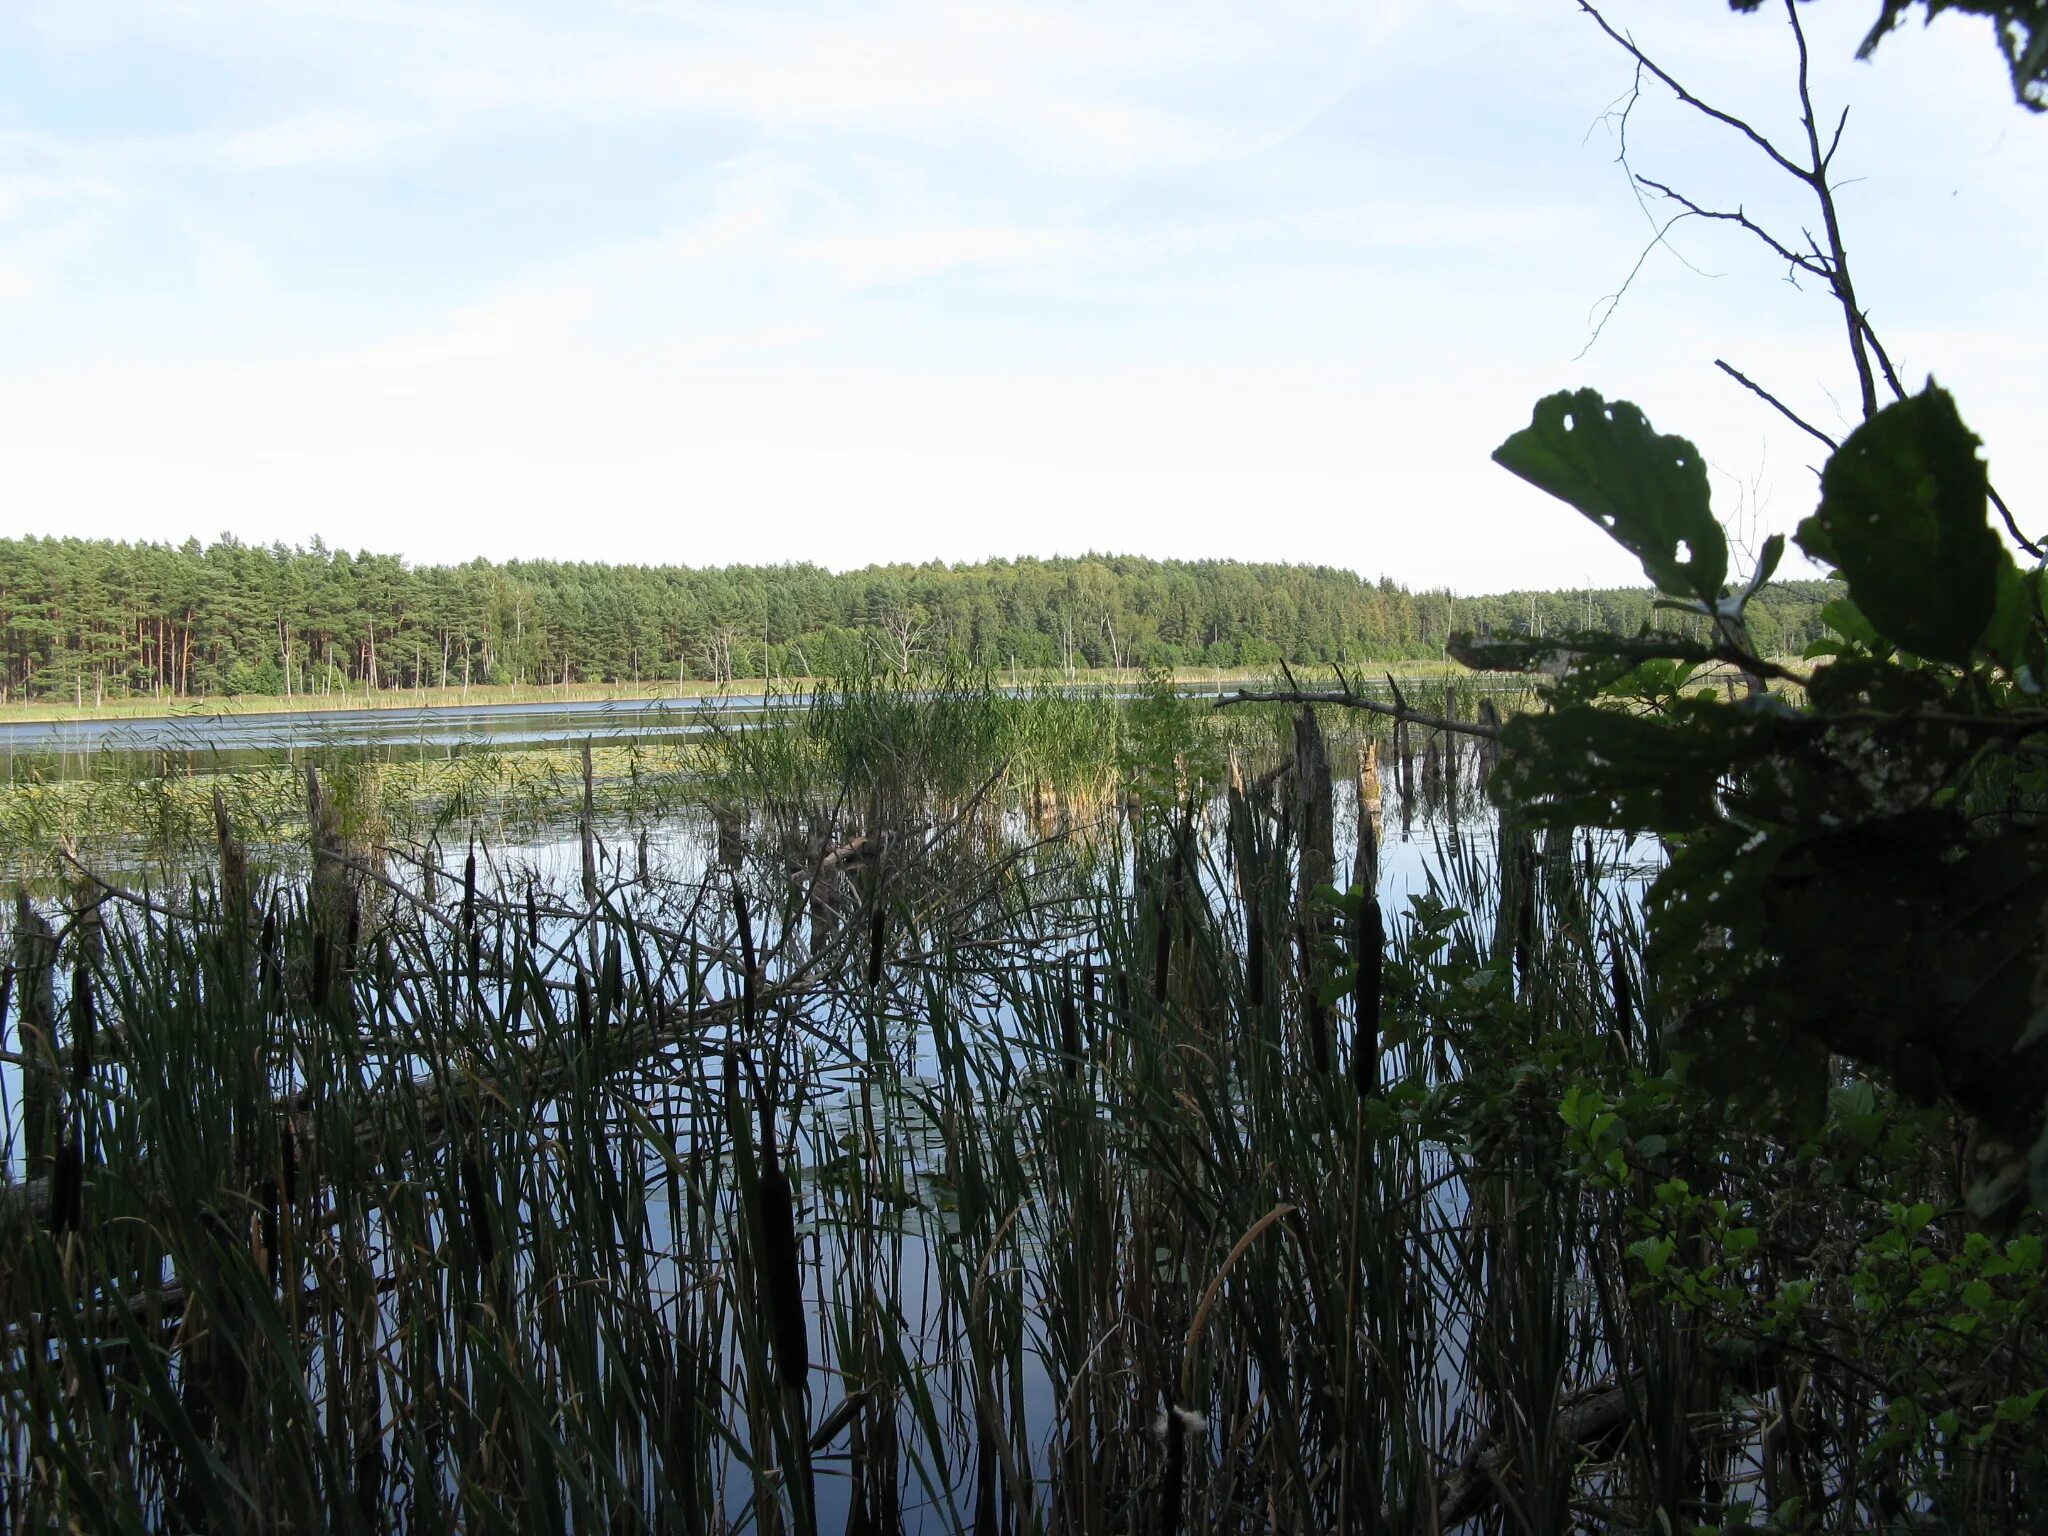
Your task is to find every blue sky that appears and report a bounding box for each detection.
[0,0,2041,592]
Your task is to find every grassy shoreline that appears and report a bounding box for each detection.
[0,662,1478,726]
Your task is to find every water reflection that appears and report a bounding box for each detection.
[1,694,783,782]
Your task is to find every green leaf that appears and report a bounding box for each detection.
[1982,558,2041,674]
[1745,532,1785,596]
[1996,1388,2046,1425]
[1828,1079,1885,1147]
[1815,596,1886,655]
[1560,1082,1592,1131]
[1629,1234,1676,1277]
[1494,390,1727,602]
[1797,385,2003,665]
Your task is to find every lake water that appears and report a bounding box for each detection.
[0,693,784,780]
[0,676,1458,782]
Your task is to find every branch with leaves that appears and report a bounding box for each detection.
[1582,0,2045,559]
[1473,377,2048,1209]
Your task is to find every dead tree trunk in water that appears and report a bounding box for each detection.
[580,738,600,909]
[1292,709,1335,1074]
[12,891,58,1184]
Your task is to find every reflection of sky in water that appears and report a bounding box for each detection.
[2,694,783,783]
[0,683,1455,782]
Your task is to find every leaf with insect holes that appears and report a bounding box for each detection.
[1798,385,2006,666]
[1494,389,1727,604]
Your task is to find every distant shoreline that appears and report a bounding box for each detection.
[0,664,1480,728]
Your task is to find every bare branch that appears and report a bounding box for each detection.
[1634,176,1829,278]
[1575,2,1812,184]
[1822,104,1851,171]
[1714,360,1840,454]
[1580,204,1720,359]
[1585,60,1643,156]
[1988,483,2046,562]
[1213,686,1499,741]
[1858,317,1909,404]
[58,851,200,925]
[1785,0,1880,418]
[1581,0,1887,428]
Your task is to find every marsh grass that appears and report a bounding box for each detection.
[0,739,723,882]
[0,670,2025,1532]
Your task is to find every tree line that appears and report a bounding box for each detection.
[0,535,1839,703]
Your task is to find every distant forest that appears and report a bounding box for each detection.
[0,536,1841,702]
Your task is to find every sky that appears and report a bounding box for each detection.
[0,0,2041,594]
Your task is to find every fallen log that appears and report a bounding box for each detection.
[1433,1380,1635,1530]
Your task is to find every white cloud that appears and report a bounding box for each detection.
[0,210,113,322]
[15,0,1402,176]
[207,112,415,172]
